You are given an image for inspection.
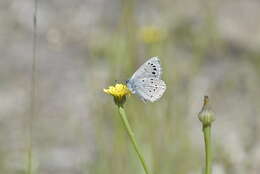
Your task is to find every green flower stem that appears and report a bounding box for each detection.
[117,105,150,174]
[203,124,212,174]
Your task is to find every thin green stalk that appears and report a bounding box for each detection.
[117,105,150,174]
[203,124,212,174]
[198,96,214,174]
[28,0,38,173]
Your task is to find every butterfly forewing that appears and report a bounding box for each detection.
[130,57,162,80]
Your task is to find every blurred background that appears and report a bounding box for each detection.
[1,0,260,174]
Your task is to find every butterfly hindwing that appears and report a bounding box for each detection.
[134,77,166,102]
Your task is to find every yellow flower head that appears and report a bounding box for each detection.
[139,26,164,44]
[104,84,131,105]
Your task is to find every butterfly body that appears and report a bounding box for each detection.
[126,57,166,102]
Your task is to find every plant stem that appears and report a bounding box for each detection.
[28,0,38,173]
[203,124,212,174]
[117,105,150,174]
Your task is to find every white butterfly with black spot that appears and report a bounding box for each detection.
[126,57,166,102]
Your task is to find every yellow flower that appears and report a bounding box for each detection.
[139,26,164,44]
[104,84,131,105]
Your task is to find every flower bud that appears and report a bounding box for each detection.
[198,96,215,126]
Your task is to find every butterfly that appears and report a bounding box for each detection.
[126,57,166,102]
